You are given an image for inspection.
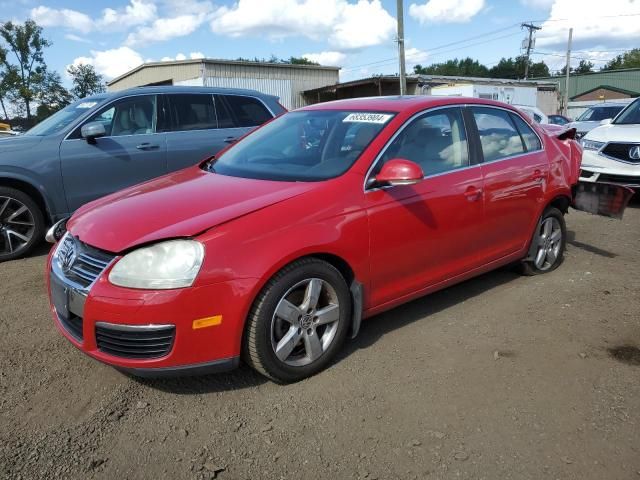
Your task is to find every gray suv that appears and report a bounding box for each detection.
[0,86,284,261]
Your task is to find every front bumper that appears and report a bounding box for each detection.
[580,150,640,189]
[47,247,256,377]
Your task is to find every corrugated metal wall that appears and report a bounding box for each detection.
[203,77,293,107]
[107,63,202,91]
[538,69,640,99]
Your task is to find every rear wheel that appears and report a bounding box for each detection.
[520,207,566,275]
[0,187,45,262]
[242,258,352,383]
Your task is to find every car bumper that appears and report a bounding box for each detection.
[47,249,257,377]
[580,150,640,189]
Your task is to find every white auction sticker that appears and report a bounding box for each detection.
[76,102,97,109]
[343,113,393,124]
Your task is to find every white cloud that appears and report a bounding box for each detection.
[125,12,210,46]
[31,1,156,33]
[69,47,144,80]
[31,6,93,34]
[99,0,157,28]
[409,0,485,24]
[159,52,206,62]
[302,51,347,66]
[64,33,91,44]
[405,47,429,64]
[535,0,640,50]
[210,0,396,50]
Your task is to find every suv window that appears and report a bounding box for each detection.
[75,95,157,138]
[472,107,525,161]
[379,107,469,176]
[510,113,542,152]
[222,95,272,127]
[166,94,217,131]
[213,95,236,129]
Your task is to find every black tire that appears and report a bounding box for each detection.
[520,206,566,276]
[242,258,352,383]
[0,187,45,262]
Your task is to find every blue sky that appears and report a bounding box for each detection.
[1,0,639,85]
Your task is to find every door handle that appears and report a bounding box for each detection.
[136,143,159,150]
[532,169,545,182]
[224,137,237,144]
[464,186,483,202]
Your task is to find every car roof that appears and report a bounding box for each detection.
[299,95,519,113]
[108,85,277,100]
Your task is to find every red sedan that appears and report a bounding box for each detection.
[47,96,583,383]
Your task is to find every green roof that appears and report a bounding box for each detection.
[533,68,640,98]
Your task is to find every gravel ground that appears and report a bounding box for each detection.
[1,204,639,480]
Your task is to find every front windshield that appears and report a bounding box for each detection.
[576,105,624,122]
[25,98,105,136]
[211,110,395,181]
[613,99,640,125]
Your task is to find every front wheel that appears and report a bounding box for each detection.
[520,207,566,275]
[0,187,45,262]
[242,258,352,383]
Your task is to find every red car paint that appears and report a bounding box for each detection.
[47,96,582,374]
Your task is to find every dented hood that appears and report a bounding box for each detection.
[68,167,314,253]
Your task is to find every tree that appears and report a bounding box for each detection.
[35,71,72,121]
[67,63,105,99]
[414,57,489,77]
[487,55,549,79]
[603,48,640,70]
[574,60,594,74]
[0,20,51,124]
[287,57,319,65]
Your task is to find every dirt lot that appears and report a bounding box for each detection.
[1,204,639,480]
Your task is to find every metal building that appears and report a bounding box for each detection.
[106,59,340,110]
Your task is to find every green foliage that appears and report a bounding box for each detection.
[603,48,640,70]
[67,63,105,99]
[574,60,594,74]
[234,55,319,65]
[413,55,548,79]
[35,71,73,121]
[0,20,52,123]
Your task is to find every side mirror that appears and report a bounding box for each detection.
[600,118,612,126]
[374,158,424,187]
[81,121,106,144]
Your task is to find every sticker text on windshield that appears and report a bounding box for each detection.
[343,113,393,124]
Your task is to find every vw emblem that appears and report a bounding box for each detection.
[59,236,77,273]
[629,145,640,161]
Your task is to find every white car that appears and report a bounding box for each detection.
[579,98,640,189]
[513,104,549,124]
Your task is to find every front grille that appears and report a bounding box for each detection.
[579,169,595,178]
[598,173,640,187]
[57,236,115,289]
[601,143,640,164]
[95,323,175,359]
[58,312,83,341]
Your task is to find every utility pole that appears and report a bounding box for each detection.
[564,27,573,116]
[521,22,541,79]
[397,0,407,95]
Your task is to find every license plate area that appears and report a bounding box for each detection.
[572,182,634,219]
[50,271,86,319]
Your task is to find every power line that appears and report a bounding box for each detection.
[521,22,541,79]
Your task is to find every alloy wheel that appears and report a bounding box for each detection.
[271,278,341,367]
[0,196,36,257]
[534,217,562,271]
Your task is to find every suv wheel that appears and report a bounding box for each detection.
[520,207,566,275]
[0,187,45,262]
[243,258,352,383]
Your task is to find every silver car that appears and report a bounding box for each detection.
[568,103,627,139]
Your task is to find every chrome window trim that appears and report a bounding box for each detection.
[363,103,545,193]
[63,92,275,141]
[598,141,640,165]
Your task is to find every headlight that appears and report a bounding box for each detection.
[580,139,605,151]
[109,240,204,289]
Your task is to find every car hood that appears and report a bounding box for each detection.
[68,167,316,253]
[583,123,640,143]
[567,120,601,133]
[0,135,43,153]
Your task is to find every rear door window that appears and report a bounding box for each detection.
[510,113,542,152]
[166,94,217,131]
[472,107,525,161]
[221,95,273,127]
